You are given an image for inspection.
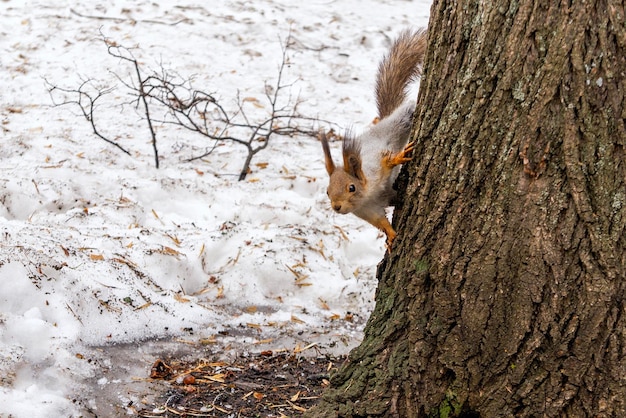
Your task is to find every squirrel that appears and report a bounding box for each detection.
[320,29,427,248]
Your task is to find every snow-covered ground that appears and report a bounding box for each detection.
[0,1,431,416]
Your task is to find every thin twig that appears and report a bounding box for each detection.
[100,30,160,168]
[46,79,132,156]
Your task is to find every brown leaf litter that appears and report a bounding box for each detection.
[136,350,345,417]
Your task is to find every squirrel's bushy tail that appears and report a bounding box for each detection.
[375,29,428,119]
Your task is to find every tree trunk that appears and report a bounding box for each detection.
[308,1,626,417]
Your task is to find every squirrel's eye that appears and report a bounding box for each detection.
[348,184,356,193]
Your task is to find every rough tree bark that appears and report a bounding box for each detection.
[308,1,626,417]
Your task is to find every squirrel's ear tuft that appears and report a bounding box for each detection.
[342,133,360,165]
[346,154,364,180]
[343,135,366,183]
[320,131,336,176]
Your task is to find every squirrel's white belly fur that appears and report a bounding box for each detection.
[359,101,416,182]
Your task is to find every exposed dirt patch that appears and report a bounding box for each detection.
[135,349,345,417]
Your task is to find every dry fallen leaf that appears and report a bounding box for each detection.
[288,400,307,412]
[212,404,230,413]
[286,264,312,287]
[199,336,217,345]
[159,246,182,257]
[294,342,317,353]
[206,373,227,383]
[112,257,137,268]
[166,234,181,246]
[333,225,350,241]
[174,293,190,303]
[150,359,173,379]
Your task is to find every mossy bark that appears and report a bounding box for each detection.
[307,0,626,416]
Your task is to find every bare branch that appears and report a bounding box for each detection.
[46,78,131,156]
[47,29,335,178]
[99,29,160,168]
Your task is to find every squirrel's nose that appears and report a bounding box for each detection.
[332,203,342,212]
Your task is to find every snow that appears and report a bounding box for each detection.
[0,0,431,416]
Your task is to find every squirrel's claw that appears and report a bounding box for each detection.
[401,140,415,158]
[383,141,415,169]
[385,234,396,252]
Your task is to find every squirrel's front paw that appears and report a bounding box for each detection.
[383,141,415,169]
